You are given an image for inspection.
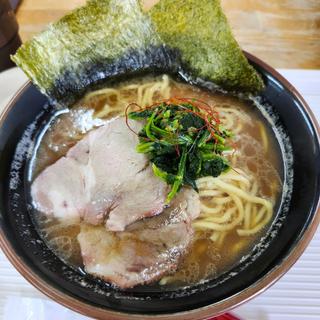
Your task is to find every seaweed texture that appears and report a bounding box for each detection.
[150,0,264,93]
[12,0,179,104]
[12,0,264,104]
[52,45,180,104]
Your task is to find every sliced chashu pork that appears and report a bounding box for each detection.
[31,117,168,231]
[77,188,200,288]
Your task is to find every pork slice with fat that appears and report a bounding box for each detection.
[31,117,168,230]
[77,188,200,288]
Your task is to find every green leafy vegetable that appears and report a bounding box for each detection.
[128,98,232,202]
[150,0,264,93]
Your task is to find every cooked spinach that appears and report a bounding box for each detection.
[128,98,233,202]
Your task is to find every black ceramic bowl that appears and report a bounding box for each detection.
[1,54,320,320]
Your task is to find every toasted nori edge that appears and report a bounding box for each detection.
[50,45,180,104]
[150,0,265,94]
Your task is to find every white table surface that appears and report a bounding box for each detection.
[0,68,319,320]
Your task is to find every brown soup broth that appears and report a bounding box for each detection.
[30,75,283,289]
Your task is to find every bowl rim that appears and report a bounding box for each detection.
[0,52,320,320]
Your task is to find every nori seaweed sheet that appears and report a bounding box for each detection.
[51,45,180,104]
[12,0,179,104]
[150,0,264,93]
[12,0,264,104]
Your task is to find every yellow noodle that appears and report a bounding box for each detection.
[84,88,120,102]
[243,201,252,229]
[193,194,244,232]
[203,207,236,224]
[211,179,272,211]
[210,231,220,242]
[251,205,258,228]
[216,106,251,134]
[251,181,258,195]
[212,196,232,205]
[138,83,152,106]
[207,191,225,201]
[200,203,224,215]
[199,190,222,197]
[194,168,274,245]
[216,232,227,247]
[159,277,170,285]
[82,74,171,119]
[121,84,140,90]
[223,172,251,185]
[258,121,269,153]
[253,206,267,226]
[237,207,272,236]
[243,181,258,229]
[239,181,248,191]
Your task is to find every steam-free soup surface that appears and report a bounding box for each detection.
[30,75,282,288]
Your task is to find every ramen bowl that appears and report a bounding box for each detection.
[0,53,320,319]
